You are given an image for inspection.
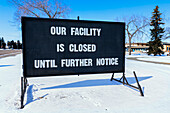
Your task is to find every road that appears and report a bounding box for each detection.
[127,57,170,65]
[0,50,21,58]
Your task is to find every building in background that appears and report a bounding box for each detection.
[125,43,149,53]
[125,42,170,53]
[162,42,170,53]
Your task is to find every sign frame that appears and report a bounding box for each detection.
[22,17,125,77]
[20,17,145,109]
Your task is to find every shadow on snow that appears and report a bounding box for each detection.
[0,65,14,67]
[40,76,152,90]
[25,85,48,106]
[25,76,152,107]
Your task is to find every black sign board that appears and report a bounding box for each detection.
[22,17,125,77]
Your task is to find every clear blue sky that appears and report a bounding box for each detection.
[0,0,170,42]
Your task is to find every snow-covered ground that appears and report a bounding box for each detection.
[0,54,170,113]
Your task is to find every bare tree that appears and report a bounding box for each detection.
[116,15,150,55]
[125,15,149,55]
[163,27,170,39]
[9,0,70,23]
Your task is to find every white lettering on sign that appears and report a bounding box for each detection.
[96,58,119,66]
[50,26,102,37]
[61,59,93,67]
[34,60,58,68]
[71,27,101,36]
[69,44,96,52]
[57,44,65,52]
[50,26,66,35]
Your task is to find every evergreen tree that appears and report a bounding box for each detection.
[17,40,21,49]
[2,43,6,49]
[148,6,165,56]
[13,42,17,49]
[1,37,6,49]
[7,41,10,49]
[1,37,4,43]
[11,40,14,49]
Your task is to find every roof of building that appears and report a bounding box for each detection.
[131,46,149,49]
[126,42,170,45]
[162,42,170,45]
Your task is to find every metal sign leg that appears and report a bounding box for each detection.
[133,71,144,96]
[110,72,144,96]
[20,77,28,109]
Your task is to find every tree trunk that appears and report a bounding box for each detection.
[128,37,132,55]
